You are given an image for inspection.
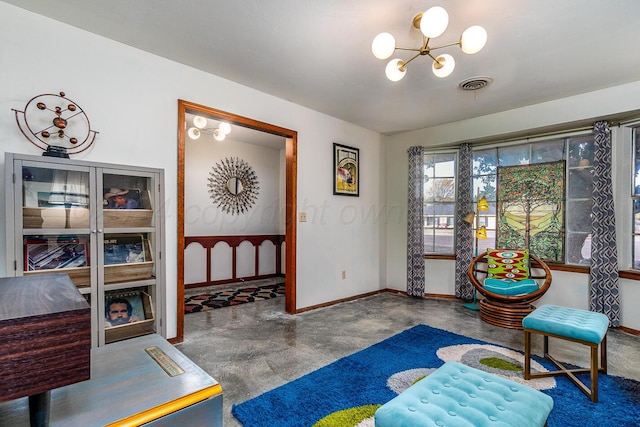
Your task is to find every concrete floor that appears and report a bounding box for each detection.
[177,292,640,427]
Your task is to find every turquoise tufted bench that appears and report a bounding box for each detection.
[374,361,553,427]
[522,304,609,402]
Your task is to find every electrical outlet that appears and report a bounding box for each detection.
[341,270,346,280]
[299,212,308,222]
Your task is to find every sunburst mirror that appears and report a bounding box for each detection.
[207,157,259,215]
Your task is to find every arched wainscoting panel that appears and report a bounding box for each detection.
[259,239,276,275]
[236,240,255,278]
[184,243,206,284]
[211,241,233,281]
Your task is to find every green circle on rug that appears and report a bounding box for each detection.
[311,404,381,427]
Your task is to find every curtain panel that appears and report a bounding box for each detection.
[589,120,620,326]
[455,143,474,300]
[407,146,425,296]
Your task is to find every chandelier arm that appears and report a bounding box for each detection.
[402,52,423,68]
[428,41,461,51]
[395,46,423,53]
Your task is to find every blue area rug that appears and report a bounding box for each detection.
[232,324,639,427]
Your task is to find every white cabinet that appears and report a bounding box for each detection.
[5,153,165,347]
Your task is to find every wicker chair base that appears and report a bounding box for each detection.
[479,299,535,330]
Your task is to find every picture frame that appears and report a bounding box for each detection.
[25,238,88,271]
[104,289,152,329]
[103,234,148,265]
[103,187,142,209]
[333,143,359,196]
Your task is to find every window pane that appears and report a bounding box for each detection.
[566,199,592,232]
[473,149,497,175]
[423,180,434,202]
[568,169,594,199]
[477,232,494,254]
[634,236,640,269]
[433,153,455,177]
[428,178,455,202]
[567,232,591,265]
[634,199,640,232]
[634,161,640,195]
[568,137,594,167]
[434,227,454,253]
[498,145,529,166]
[532,139,564,163]
[424,228,435,253]
[424,154,435,178]
[474,176,496,203]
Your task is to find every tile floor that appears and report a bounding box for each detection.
[177,291,640,427]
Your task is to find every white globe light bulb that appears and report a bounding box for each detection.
[432,54,455,78]
[372,32,396,60]
[193,115,207,129]
[219,122,231,135]
[213,129,226,141]
[460,26,487,54]
[420,6,449,38]
[187,127,201,140]
[385,59,406,81]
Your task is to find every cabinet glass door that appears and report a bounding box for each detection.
[18,163,95,293]
[98,171,157,345]
[21,165,91,229]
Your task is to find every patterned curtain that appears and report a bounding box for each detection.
[455,144,474,299]
[589,120,620,326]
[407,146,425,296]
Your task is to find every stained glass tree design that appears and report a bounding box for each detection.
[496,161,565,261]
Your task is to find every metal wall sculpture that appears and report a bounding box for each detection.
[496,161,565,261]
[207,157,259,215]
[12,91,98,158]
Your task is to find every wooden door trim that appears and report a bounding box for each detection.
[176,99,297,343]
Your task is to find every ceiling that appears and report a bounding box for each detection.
[5,0,640,135]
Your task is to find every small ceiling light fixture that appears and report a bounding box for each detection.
[372,6,487,81]
[188,116,232,141]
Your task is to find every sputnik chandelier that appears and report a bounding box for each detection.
[371,6,487,81]
[188,115,232,141]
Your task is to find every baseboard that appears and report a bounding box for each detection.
[617,325,640,336]
[295,289,404,313]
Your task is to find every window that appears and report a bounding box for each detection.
[632,127,640,269]
[471,134,594,265]
[423,152,457,254]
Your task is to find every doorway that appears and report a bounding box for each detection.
[176,99,297,343]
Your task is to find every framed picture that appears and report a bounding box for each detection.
[103,188,142,209]
[103,234,148,265]
[333,143,359,196]
[104,289,150,328]
[25,238,88,271]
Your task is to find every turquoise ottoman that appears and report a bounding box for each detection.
[522,304,609,402]
[374,361,553,427]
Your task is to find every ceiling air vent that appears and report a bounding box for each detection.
[458,76,493,91]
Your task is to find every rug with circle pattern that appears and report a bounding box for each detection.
[232,324,639,427]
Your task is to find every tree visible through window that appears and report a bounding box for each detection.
[423,152,456,254]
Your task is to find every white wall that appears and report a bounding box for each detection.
[385,82,640,330]
[0,3,384,338]
[184,137,283,235]
[183,136,283,284]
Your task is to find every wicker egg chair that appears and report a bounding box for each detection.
[467,251,552,329]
